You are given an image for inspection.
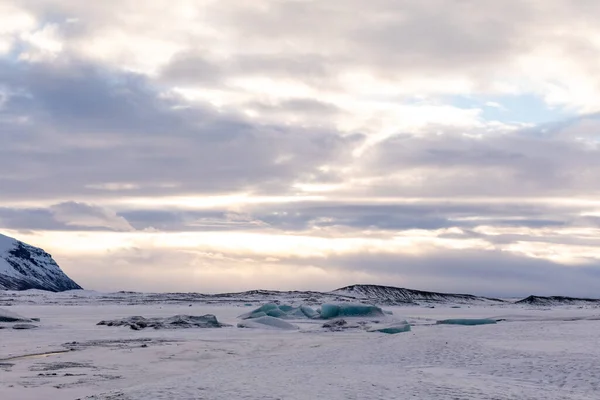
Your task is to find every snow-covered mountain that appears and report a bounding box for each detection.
[332,284,506,305]
[0,233,82,292]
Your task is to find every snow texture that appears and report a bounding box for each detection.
[237,315,299,330]
[0,233,82,292]
[2,293,600,399]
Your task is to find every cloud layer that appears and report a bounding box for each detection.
[2,1,600,295]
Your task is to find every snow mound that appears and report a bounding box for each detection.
[237,316,299,330]
[437,318,497,326]
[97,314,227,330]
[369,321,411,334]
[320,303,385,319]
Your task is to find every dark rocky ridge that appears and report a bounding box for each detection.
[515,295,600,306]
[332,284,506,305]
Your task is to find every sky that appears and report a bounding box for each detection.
[3,1,600,296]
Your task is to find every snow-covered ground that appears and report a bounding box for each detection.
[1,291,600,399]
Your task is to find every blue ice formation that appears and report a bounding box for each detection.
[238,303,319,320]
[319,303,385,319]
[300,305,319,319]
[237,316,299,330]
[369,321,411,334]
[436,318,497,326]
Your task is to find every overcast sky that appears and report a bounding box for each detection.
[3,0,600,296]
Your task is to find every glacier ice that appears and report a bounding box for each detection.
[319,303,385,319]
[239,303,319,320]
[300,305,319,319]
[369,321,411,334]
[436,318,497,326]
[278,305,295,312]
[238,302,390,322]
[265,308,288,318]
[237,316,299,330]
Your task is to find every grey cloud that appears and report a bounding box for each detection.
[160,52,333,87]
[0,200,574,235]
[351,118,600,197]
[0,59,359,201]
[0,202,133,232]
[49,201,133,231]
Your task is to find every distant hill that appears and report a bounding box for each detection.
[331,284,506,305]
[515,295,600,306]
[0,233,82,292]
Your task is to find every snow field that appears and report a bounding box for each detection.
[1,302,599,399]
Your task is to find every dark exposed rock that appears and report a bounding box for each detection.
[97,314,228,330]
[12,323,38,329]
[0,308,31,322]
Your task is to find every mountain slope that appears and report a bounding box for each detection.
[331,284,505,305]
[0,233,82,292]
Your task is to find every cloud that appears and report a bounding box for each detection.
[0,202,133,232]
[0,59,358,202]
[1,1,600,295]
[49,202,134,231]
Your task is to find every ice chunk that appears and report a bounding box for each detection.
[97,314,228,330]
[239,303,281,319]
[237,316,299,330]
[436,318,497,326]
[300,305,318,319]
[319,303,385,319]
[265,309,288,318]
[278,305,295,312]
[239,303,319,320]
[369,321,411,334]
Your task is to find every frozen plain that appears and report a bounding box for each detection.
[2,291,600,399]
